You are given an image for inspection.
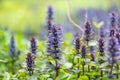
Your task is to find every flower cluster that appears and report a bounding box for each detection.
[81,45,87,58]
[116,32,120,44]
[47,25,62,59]
[108,37,118,64]
[30,37,37,55]
[26,52,34,76]
[74,37,81,54]
[109,29,115,37]
[110,12,117,28]
[84,21,92,44]
[100,27,105,38]
[98,38,105,56]
[118,23,120,32]
[9,36,16,57]
[46,6,54,34]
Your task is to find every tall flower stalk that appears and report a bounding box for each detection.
[84,20,92,80]
[98,37,105,78]
[9,36,16,74]
[74,37,81,78]
[108,37,118,78]
[99,27,106,79]
[108,12,120,79]
[46,6,62,78]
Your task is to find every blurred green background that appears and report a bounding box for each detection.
[0,0,120,32]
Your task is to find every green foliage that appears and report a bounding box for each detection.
[0,29,120,80]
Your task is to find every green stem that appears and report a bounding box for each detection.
[77,58,80,78]
[88,65,90,72]
[100,70,103,80]
[55,51,59,78]
[72,54,75,69]
[55,59,59,78]
[12,57,15,74]
[109,63,114,78]
[88,65,90,80]
[82,61,85,75]
[86,41,90,80]
[87,41,89,46]
[116,64,119,79]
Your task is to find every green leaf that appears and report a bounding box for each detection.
[78,75,89,80]
[100,62,109,69]
[93,21,104,29]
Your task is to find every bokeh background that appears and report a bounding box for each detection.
[0,0,120,38]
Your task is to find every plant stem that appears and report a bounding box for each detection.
[72,54,75,69]
[77,58,80,78]
[88,65,90,72]
[82,61,85,75]
[87,41,89,46]
[116,64,119,79]
[100,70,103,80]
[12,57,15,74]
[109,63,114,78]
[86,41,90,80]
[55,59,59,77]
[55,51,59,78]
[88,65,90,80]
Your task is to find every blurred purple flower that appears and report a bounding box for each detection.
[109,29,115,37]
[100,27,106,38]
[9,36,16,57]
[109,12,117,29]
[116,32,120,44]
[46,6,54,34]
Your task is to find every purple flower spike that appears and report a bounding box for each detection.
[84,21,92,44]
[98,38,105,56]
[47,25,62,59]
[116,32,120,44]
[74,37,81,54]
[81,45,87,58]
[46,6,54,33]
[26,52,34,76]
[108,37,118,64]
[30,37,37,55]
[110,12,117,28]
[109,29,115,37]
[10,36,16,57]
